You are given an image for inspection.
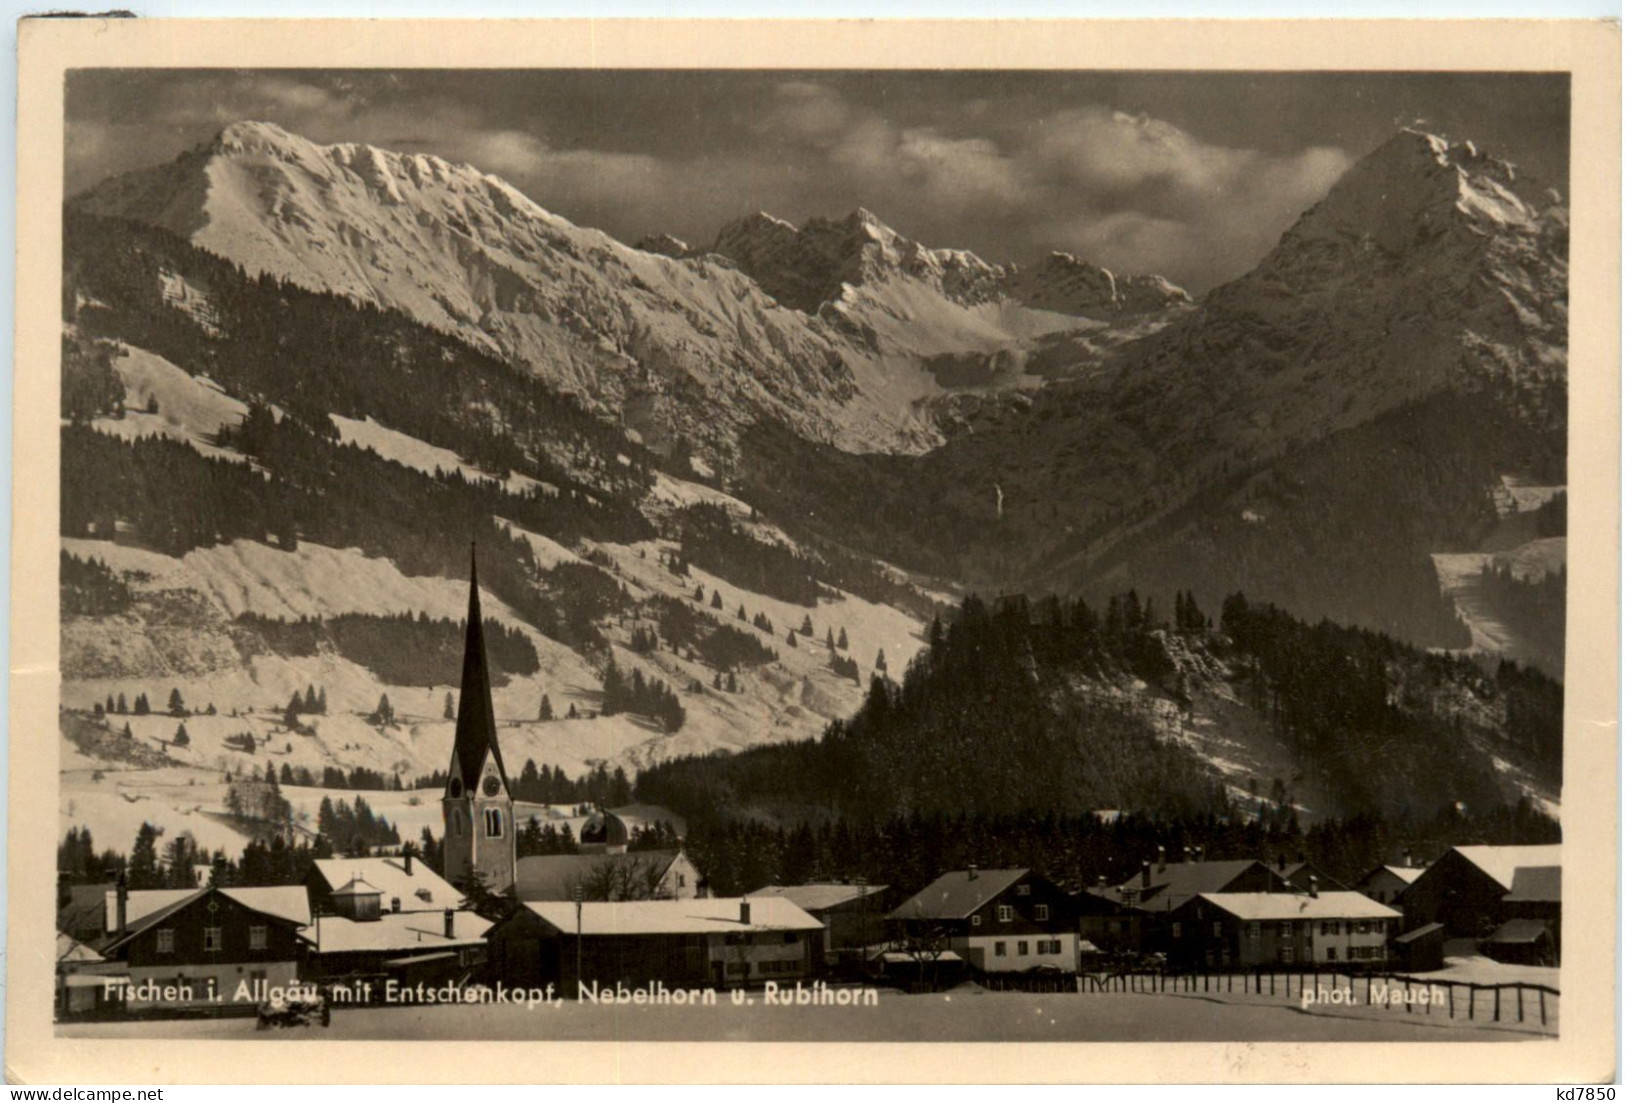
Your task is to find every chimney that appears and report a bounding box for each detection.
[1196,846,1204,863]
[739,900,752,925]
[1158,846,1167,872]
[968,864,978,881]
[444,908,455,939]
[1141,861,1151,888]
[1402,850,1413,869]
[1308,876,1319,899]
[1096,875,1107,891]
[115,872,128,937]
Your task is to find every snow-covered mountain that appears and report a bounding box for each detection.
[75,121,1187,464]
[736,129,1569,659]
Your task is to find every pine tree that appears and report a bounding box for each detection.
[538,694,554,721]
[303,685,319,713]
[105,693,115,714]
[568,703,580,719]
[694,583,706,602]
[444,692,456,720]
[172,722,190,747]
[115,692,128,714]
[875,647,887,673]
[837,626,849,650]
[826,628,836,649]
[737,604,747,621]
[800,614,814,637]
[726,671,738,693]
[288,691,304,716]
[316,687,327,714]
[712,671,723,690]
[133,693,150,716]
[128,823,162,889]
[786,628,798,648]
[710,589,724,609]
[121,722,133,739]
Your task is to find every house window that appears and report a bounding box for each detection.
[1018,941,1029,956]
[1035,904,1049,921]
[1172,922,1183,938]
[1016,885,1030,896]
[1279,922,1293,937]
[994,942,1007,957]
[1049,940,1064,954]
[156,929,175,954]
[1212,921,1223,938]
[1247,922,1260,939]
[1355,920,1368,935]
[1282,946,1295,963]
[204,927,223,953]
[249,925,268,951]
[971,915,982,927]
[484,808,504,838]
[678,874,686,888]
[1327,946,1338,961]
[997,905,1013,923]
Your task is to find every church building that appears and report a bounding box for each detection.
[441,550,517,896]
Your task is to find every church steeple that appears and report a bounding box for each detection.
[442,544,515,894]
[451,545,506,791]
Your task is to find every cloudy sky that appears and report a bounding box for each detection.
[66,70,1568,293]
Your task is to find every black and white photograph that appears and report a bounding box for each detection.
[10,15,1619,1084]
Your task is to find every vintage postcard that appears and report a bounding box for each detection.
[8,16,1619,1084]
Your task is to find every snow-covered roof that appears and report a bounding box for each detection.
[891,869,1029,920]
[105,885,310,932]
[518,897,822,937]
[308,910,492,954]
[1192,892,1402,922]
[312,857,462,911]
[58,932,105,964]
[1452,845,1561,891]
[1384,866,1427,885]
[749,883,890,913]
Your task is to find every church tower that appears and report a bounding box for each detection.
[442,547,516,895]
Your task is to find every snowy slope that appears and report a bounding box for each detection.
[90,343,249,464]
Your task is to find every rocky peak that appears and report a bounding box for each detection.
[633,233,693,259]
[1001,251,1189,317]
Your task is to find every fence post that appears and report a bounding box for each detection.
[1270,973,1275,997]
[1494,987,1501,1022]
[1517,985,1524,1023]
[1539,989,1546,1027]
[1468,987,1474,1020]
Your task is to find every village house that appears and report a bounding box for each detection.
[1354,862,1427,906]
[1074,881,1147,957]
[96,881,311,1009]
[889,867,1077,974]
[485,896,823,993]
[303,899,492,987]
[56,932,126,1019]
[1399,844,1561,937]
[1483,865,1560,965]
[1104,851,1292,952]
[515,849,702,902]
[748,882,896,968]
[1167,889,1402,970]
[306,853,464,917]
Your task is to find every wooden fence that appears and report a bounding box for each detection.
[1070,968,1557,1029]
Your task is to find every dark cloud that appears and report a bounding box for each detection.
[65,70,1568,293]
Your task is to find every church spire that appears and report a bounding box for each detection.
[451,543,506,789]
